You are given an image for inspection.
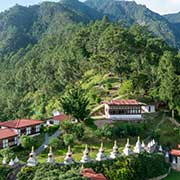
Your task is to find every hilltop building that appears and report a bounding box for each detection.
[0,119,43,149]
[103,99,155,120]
[104,99,144,120]
[46,113,69,126]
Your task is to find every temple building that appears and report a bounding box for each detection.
[0,119,43,136]
[46,113,69,126]
[103,99,145,120]
[0,128,19,149]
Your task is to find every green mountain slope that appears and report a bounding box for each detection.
[0,0,180,121]
[0,0,102,55]
[85,0,178,47]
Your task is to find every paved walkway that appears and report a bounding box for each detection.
[35,129,61,155]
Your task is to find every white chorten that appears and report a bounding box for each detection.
[64,146,74,165]
[47,146,55,163]
[159,145,163,152]
[110,141,119,159]
[9,159,15,166]
[81,145,91,163]
[14,156,19,164]
[27,146,38,166]
[2,157,7,165]
[134,137,142,154]
[96,143,107,161]
[123,139,133,156]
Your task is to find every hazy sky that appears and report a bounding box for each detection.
[0,0,180,15]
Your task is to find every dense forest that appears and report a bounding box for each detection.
[0,0,180,121]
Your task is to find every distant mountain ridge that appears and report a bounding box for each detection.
[85,0,179,48]
[0,0,180,55]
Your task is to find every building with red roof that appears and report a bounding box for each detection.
[47,113,69,126]
[103,99,145,120]
[0,128,19,149]
[81,168,107,180]
[0,119,43,136]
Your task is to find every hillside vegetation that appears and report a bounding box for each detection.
[0,0,180,121]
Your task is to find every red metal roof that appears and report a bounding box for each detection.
[170,149,180,156]
[82,168,107,180]
[53,114,69,121]
[104,99,144,106]
[0,128,18,140]
[0,119,43,129]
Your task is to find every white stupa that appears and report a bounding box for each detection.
[96,143,107,161]
[141,141,145,151]
[134,137,142,154]
[159,145,163,152]
[110,141,119,159]
[2,157,7,165]
[14,156,19,164]
[47,146,55,163]
[64,146,74,165]
[9,159,15,166]
[80,145,91,163]
[27,146,38,166]
[123,139,133,156]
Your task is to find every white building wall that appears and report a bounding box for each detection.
[106,114,143,120]
[142,105,155,113]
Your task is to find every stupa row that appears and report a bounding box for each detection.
[2,137,162,167]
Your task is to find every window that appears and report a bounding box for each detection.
[26,127,31,135]
[14,137,18,144]
[36,125,41,132]
[17,129,21,136]
[3,139,8,148]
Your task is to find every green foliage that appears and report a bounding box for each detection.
[20,135,34,149]
[118,80,133,96]
[0,8,179,120]
[63,134,75,147]
[43,125,59,135]
[0,165,12,180]
[112,123,146,138]
[0,147,14,161]
[60,85,90,122]
[17,166,36,180]
[96,124,113,139]
[17,153,169,180]
[49,137,63,150]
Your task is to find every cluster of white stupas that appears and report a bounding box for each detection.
[2,156,19,166]
[2,137,161,167]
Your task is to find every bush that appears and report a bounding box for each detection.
[20,135,34,149]
[60,121,85,139]
[43,125,59,135]
[17,153,169,180]
[63,134,75,146]
[96,124,113,139]
[113,123,145,138]
[0,148,14,161]
[49,137,63,150]
[0,165,12,180]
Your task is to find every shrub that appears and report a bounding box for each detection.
[43,125,59,135]
[17,153,169,180]
[49,137,63,150]
[0,165,12,180]
[63,134,75,146]
[20,135,34,149]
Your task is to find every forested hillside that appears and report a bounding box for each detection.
[0,0,180,121]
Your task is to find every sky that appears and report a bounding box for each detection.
[0,0,180,15]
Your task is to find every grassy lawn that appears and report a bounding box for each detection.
[164,170,180,180]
